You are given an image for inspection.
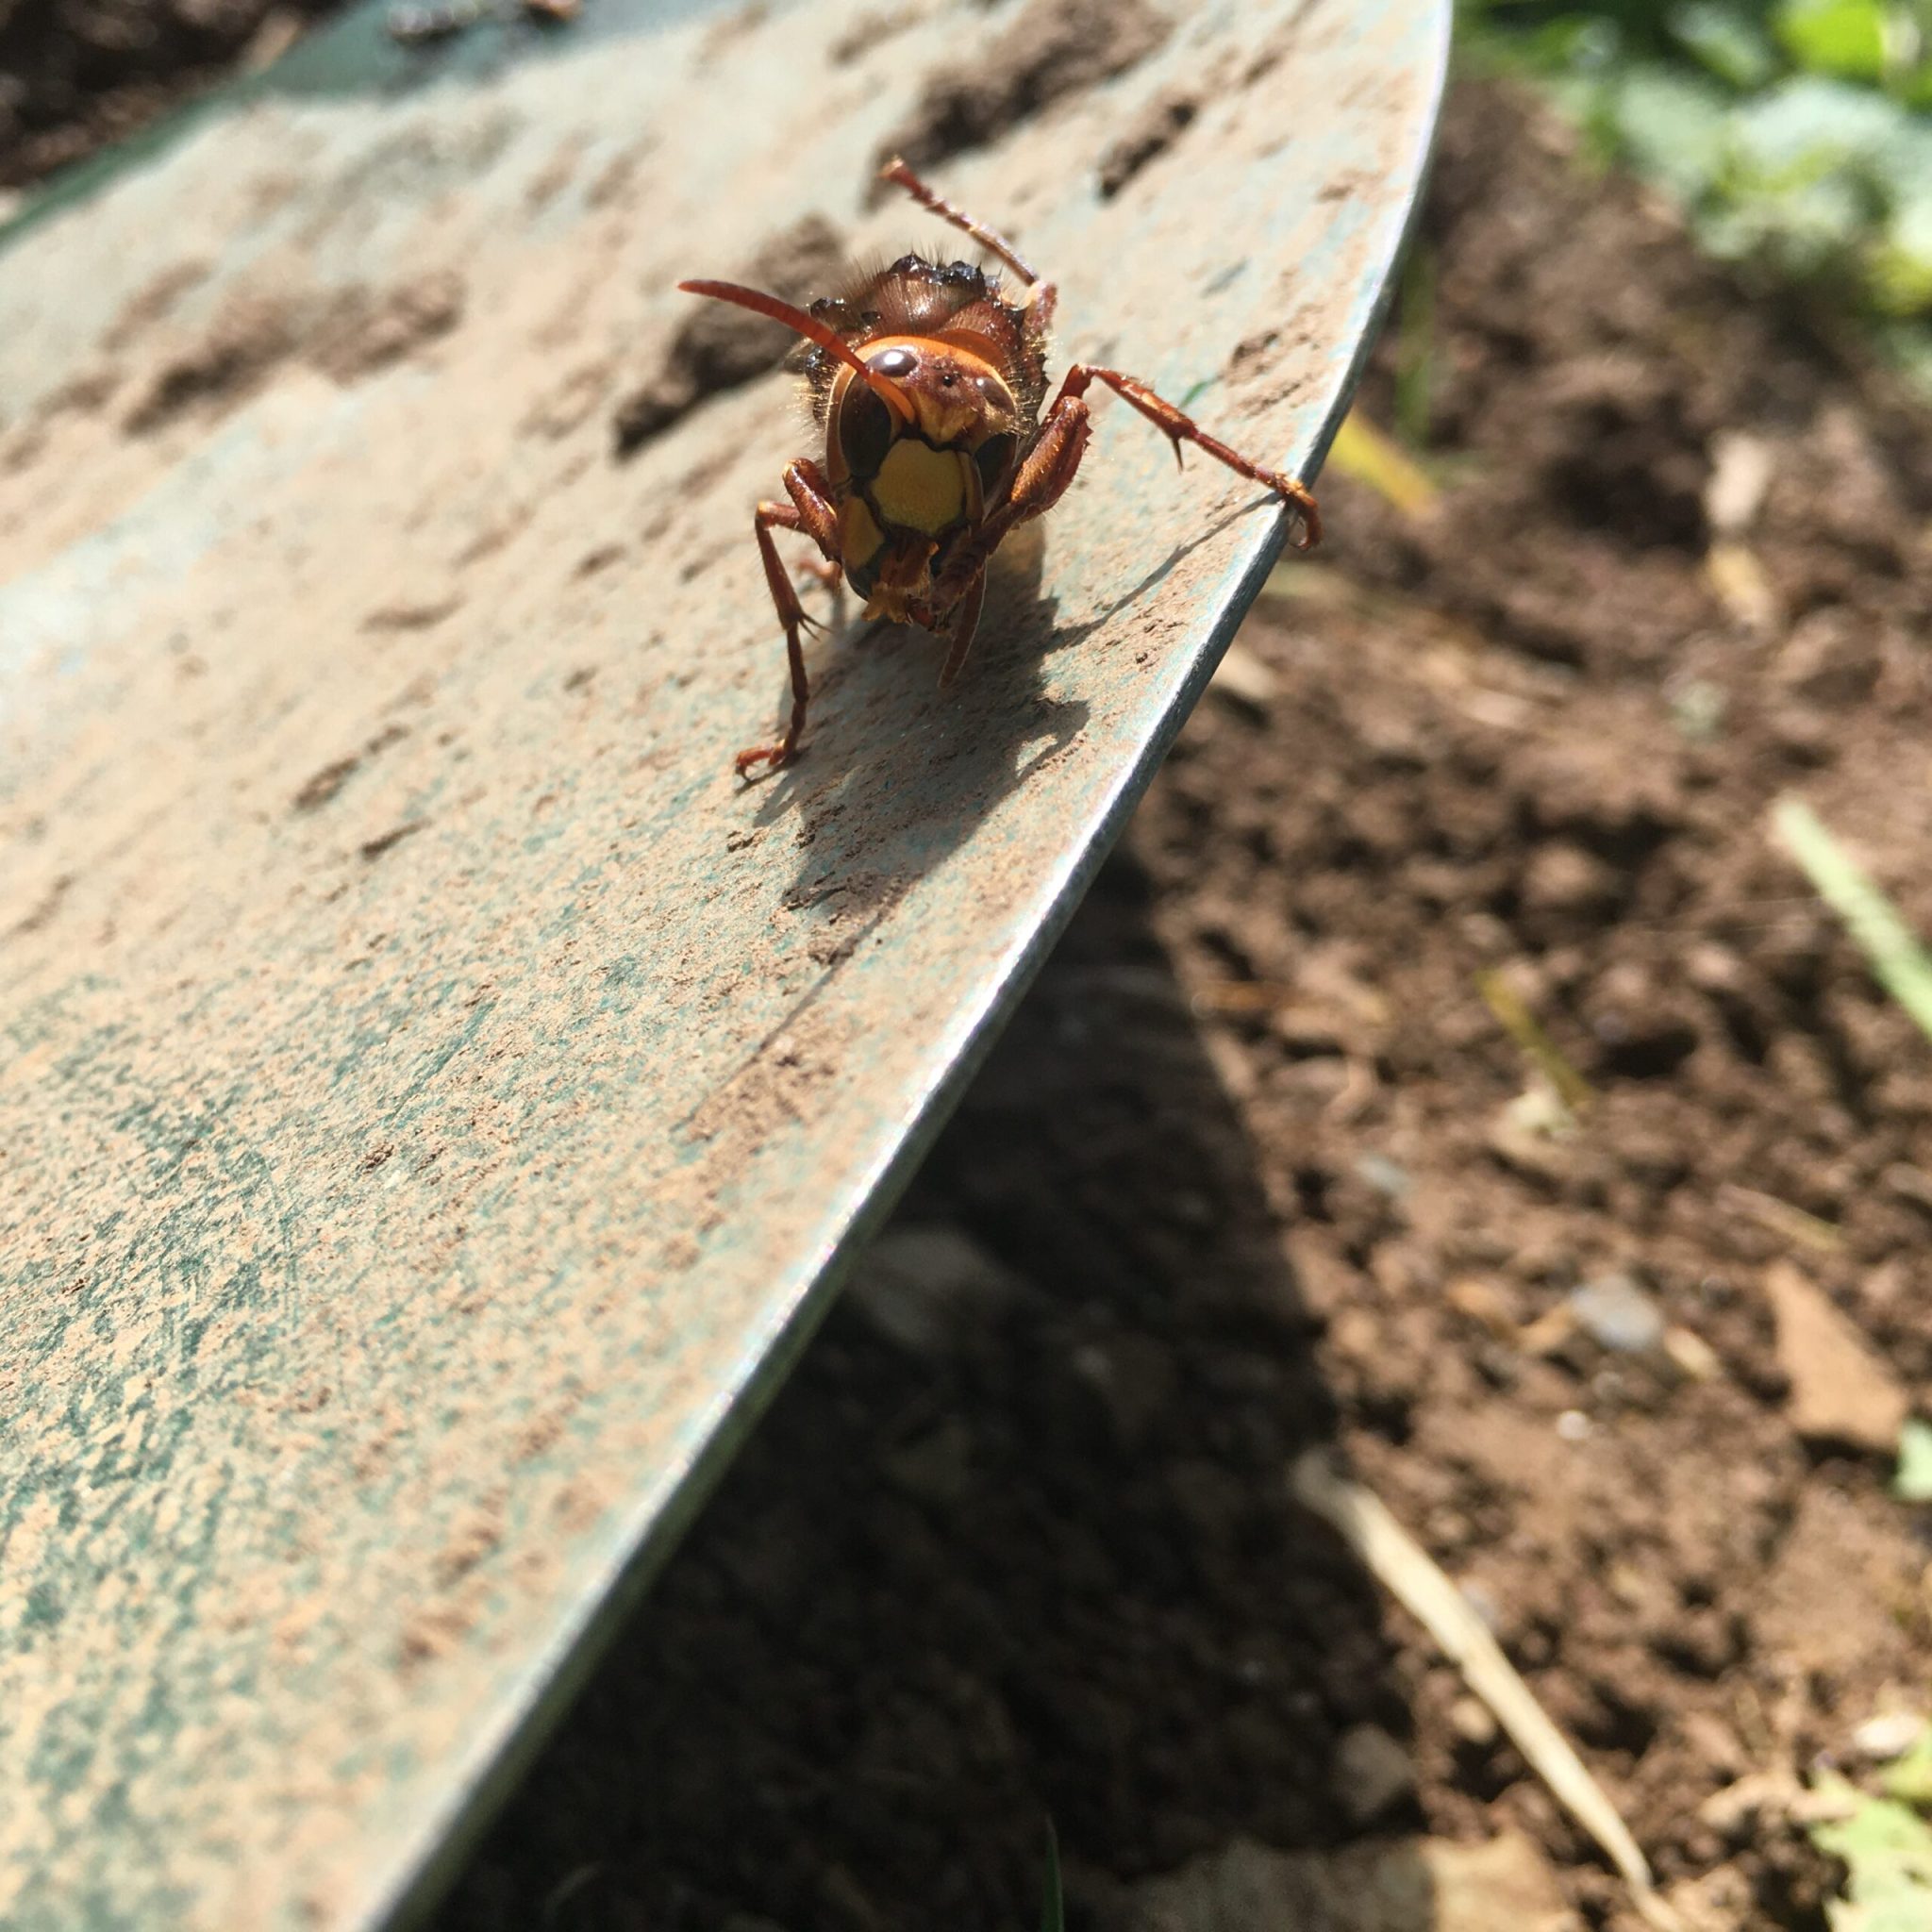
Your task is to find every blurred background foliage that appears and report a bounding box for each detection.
[1460,0,1932,383]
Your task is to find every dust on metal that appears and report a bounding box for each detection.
[0,0,1447,1924]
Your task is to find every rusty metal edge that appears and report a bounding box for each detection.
[363,12,1454,1926]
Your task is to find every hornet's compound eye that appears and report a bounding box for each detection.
[974,432,1017,497]
[838,381,896,478]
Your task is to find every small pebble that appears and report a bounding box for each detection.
[1448,1694,1498,1748]
[1705,430,1773,534]
[1555,1408,1591,1441]
[1355,1152,1412,1201]
[1663,1324,1722,1381]
[845,1224,1017,1357]
[1209,641,1281,708]
[1765,1259,1908,1454]
[1568,1272,1664,1355]
[1331,1723,1416,1825]
[1851,1710,1925,1763]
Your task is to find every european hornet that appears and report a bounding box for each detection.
[680,158,1321,779]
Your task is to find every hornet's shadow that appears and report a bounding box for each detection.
[743,497,1273,933]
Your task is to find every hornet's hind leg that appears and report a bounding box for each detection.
[876,157,1059,331]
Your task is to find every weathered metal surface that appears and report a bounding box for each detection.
[0,1,1445,1924]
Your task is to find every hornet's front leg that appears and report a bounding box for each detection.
[927,383,1095,616]
[735,458,841,781]
[925,361,1319,677]
[930,361,1317,623]
[937,569,989,690]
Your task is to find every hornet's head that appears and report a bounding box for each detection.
[675,279,1024,621]
[824,334,1020,616]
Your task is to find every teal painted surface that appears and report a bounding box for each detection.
[0,1,1447,1924]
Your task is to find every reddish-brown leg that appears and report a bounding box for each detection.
[779,456,841,553]
[1056,364,1321,547]
[735,458,841,780]
[928,390,1093,615]
[927,353,1317,627]
[876,157,1059,331]
[877,158,1041,284]
[936,569,989,690]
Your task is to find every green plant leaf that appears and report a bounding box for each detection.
[1881,1724,1932,1808]
[1867,117,1932,219]
[1894,1418,1932,1502]
[1773,797,1932,1046]
[1674,2,1781,87]
[1870,234,1932,313]
[1460,0,1932,393]
[1778,0,1890,81]
[1695,172,1870,278]
[1608,62,1734,202]
[1731,75,1902,182]
[1811,1786,1932,1931]
[1040,1822,1065,1932]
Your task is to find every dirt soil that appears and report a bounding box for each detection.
[433,79,1932,1932]
[0,0,354,188]
[11,15,1932,1932]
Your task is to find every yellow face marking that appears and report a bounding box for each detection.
[839,493,885,573]
[873,439,969,537]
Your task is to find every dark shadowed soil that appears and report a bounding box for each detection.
[11,15,1931,1931]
